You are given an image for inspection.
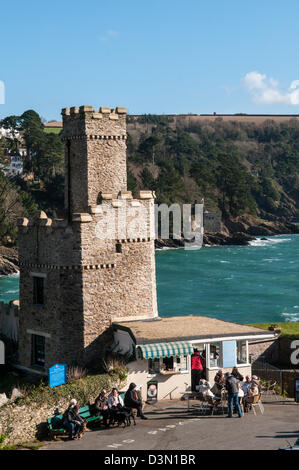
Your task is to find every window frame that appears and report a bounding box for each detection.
[147,354,190,377]
[31,334,46,369]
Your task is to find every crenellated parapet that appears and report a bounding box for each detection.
[61,105,127,141]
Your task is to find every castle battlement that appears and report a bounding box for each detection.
[62,105,127,116]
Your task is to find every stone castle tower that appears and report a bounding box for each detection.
[17,105,158,372]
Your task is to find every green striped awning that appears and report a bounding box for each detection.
[137,341,193,359]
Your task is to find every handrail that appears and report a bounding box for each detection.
[161,386,178,400]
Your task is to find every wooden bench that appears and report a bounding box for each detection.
[47,392,126,439]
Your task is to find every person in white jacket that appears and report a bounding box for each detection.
[108,388,124,424]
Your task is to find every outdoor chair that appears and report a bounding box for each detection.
[250,393,264,415]
[197,392,210,415]
[206,396,225,415]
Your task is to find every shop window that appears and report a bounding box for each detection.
[31,334,45,368]
[148,358,160,374]
[209,343,220,368]
[237,340,247,364]
[33,276,44,305]
[148,356,188,375]
[176,355,188,371]
[162,356,174,371]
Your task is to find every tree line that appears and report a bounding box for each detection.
[1,110,299,245]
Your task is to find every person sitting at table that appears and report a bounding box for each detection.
[238,382,245,408]
[198,379,215,398]
[243,378,260,412]
[241,375,252,395]
[251,375,262,393]
[108,388,124,424]
[214,369,226,386]
[249,379,260,396]
[213,370,226,395]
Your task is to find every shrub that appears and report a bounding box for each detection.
[67,366,87,382]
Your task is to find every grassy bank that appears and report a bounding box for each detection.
[249,322,299,340]
[0,366,127,408]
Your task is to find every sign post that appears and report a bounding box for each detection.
[49,364,67,388]
[146,380,158,404]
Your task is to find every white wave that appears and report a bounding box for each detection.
[5,289,19,294]
[281,312,299,322]
[220,260,230,263]
[7,271,19,278]
[262,258,280,262]
[249,237,291,247]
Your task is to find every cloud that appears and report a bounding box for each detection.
[243,71,299,105]
[100,30,119,42]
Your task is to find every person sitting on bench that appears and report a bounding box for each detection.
[108,388,124,424]
[62,401,84,440]
[124,383,148,420]
[92,389,110,427]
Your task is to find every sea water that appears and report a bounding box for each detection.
[156,234,299,324]
[0,235,298,324]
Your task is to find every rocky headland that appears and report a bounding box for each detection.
[155,216,299,249]
[0,246,19,276]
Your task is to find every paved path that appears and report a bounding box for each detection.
[41,396,299,450]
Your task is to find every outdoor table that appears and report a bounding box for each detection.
[180,392,201,411]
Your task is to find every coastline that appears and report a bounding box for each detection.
[0,246,19,276]
[0,218,298,274]
[155,217,299,249]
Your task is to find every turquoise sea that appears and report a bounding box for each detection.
[1,234,299,324]
[156,234,299,324]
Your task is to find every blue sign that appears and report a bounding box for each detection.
[222,341,237,368]
[49,364,66,388]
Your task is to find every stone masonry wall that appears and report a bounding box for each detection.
[248,339,278,364]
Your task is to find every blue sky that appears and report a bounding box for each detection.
[1,0,299,120]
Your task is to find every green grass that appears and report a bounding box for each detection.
[248,322,299,340]
[43,127,61,134]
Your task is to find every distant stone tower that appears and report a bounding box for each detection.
[17,105,158,372]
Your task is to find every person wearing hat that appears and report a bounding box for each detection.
[62,399,81,440]
[243,376,260,412]
[124,383,148,420]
